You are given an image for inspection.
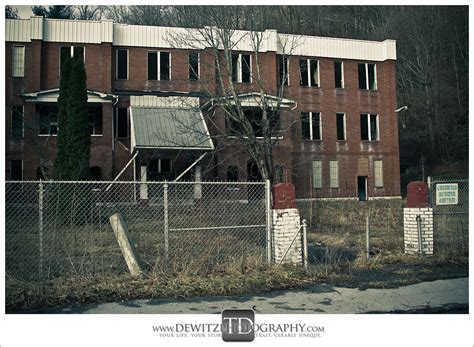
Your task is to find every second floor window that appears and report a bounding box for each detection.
[12,46,25,77]
[358,63,377,90]
[148,51,171,81]
[116,49,128,80]
[60,46,84,73]
[299,59,319,87]
[278,56,289,86]
[334,61,344,88]
[231,53,251,83]
[360,113,379,141]
[189,52,199,80]
[301,112,321,140]
[115,107,129,139]
[336,113,346,141]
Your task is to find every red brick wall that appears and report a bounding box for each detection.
[5,39,400,198]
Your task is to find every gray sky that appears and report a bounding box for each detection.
[11,5,34,18]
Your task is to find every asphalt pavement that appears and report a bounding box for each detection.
[35,277,468,314]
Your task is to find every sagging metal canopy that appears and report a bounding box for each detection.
[130,106,214,151]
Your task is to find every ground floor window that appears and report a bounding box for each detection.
[227,165,239,181]
[10,160,22,180]
[329,160,339,188]
[147,158,172,181]
[37,104,103,136]
[312,160,322,188]
[374,160,384,187]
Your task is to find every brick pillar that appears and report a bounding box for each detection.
[404,181,434,255]
[272,183,303,265]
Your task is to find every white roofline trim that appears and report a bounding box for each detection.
[6,17,397,61]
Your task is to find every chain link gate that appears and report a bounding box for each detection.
[428,177,469,255]
[5,180,271,282]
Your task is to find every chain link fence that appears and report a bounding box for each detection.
[5,181,269,282]
[428,177,469,255]
[297,199,405,265]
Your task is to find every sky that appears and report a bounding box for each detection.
[12,5,34,19]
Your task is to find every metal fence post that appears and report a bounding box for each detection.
[38,181,44,279]
[366,215,370,260]
[302,219,308,269]
[265,179,272,264]
[416,215,423,255]
[163,182,170,269]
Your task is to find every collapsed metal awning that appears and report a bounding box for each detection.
[130,105,214,152]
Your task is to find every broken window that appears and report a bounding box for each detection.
[160,52,170,80]
[301,112,321,140]
[10,160,22,180]
[12,46,25,77]
[11,105,23,138]
[116,49,128,80]
[358,63,377,90]
[329,160,339,188]
[227,109,280,137]
[334,61,344,88]
[299,59,319,87]
[116,107,128,138]
[374,160,384,187]
[148,158,172,181]
[231,53,251,83]
[60,45,85,74]
[227,166,239,181]
[360,113,379,141]
[189,52,199,80]
[88,106,103,135]
[336,112,346,141]
[38,105,58,135]
[312,160,322,188]
[278,56,289,86]
[148,51,171,81]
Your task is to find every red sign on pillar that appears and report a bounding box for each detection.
[273,183,297,209]
[406,181,429,208]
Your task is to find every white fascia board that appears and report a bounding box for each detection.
[130,95,200,108]
[6,17,396,61]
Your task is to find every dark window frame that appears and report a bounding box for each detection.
[189,52,200,80]
[116,48,129,80]
[147,51,171,81]
[336,112,346,141]
[299,58,319,87]
[60,45,85,75]
[360,113,379,141]
[116,107,129,139]
[334,61,344,88]
[301,111,321,141]
[231,53,251,83]
[11,105,24,139]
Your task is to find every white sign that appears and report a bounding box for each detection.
[435,183,458,205]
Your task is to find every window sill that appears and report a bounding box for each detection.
[300,85,320,89]
[359,89,378,92]
[337,140,347,142]
[38,134,57,137]
[302,139,322,142]
[91,134,103,137]
[360,140,380,143]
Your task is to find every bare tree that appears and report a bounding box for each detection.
[163,6,301,182]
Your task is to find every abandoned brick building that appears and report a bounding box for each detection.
[5,17,401,200]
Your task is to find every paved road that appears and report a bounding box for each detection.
[40,277,468,314]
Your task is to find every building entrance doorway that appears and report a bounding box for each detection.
[358,176,367,201]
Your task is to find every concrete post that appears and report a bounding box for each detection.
[404,182,434,255]
[109,213,142,277]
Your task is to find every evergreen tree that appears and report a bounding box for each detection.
[54,57,90,180]
[54,57,73,179]
[67,58,91,180]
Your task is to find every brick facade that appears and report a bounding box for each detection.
[5,18,400,199]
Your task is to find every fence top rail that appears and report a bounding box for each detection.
[430,178,469,184]
[5,180,267,185]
